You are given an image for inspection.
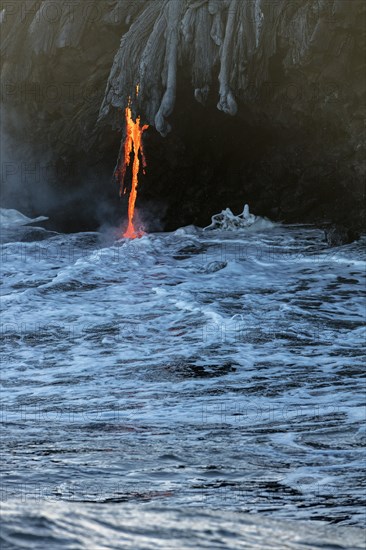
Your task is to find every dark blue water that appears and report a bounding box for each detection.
[1,211,365,548]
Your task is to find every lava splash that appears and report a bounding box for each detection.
[116,89,148,239]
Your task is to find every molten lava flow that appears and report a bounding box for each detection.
[116,90,148,239]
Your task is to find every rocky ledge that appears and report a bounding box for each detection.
[1,1,365,240]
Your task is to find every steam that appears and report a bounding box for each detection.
[0,105,118,228]
[0,105,57,216]
[1,0,363,232]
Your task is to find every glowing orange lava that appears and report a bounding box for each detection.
[116,88,148,239]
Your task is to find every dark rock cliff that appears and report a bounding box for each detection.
[1,0,365,236]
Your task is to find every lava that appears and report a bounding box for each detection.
[116,87,148,239]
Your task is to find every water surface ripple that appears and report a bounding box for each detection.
[1,222,365,548]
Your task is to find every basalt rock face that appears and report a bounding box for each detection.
[1,0,365,235]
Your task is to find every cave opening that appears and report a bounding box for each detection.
[1,1,364,237]
[36,70,360,235]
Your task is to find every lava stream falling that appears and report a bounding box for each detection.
[116,91,148,239]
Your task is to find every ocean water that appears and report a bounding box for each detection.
[1,210,365,549]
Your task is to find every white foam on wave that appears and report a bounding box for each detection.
[203,204,275,232]
[1,217,365,526]
[0,208,48,227]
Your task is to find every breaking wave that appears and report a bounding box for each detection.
[0,208,48,228]
[203,204,275,232]
[1,209,365,548]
